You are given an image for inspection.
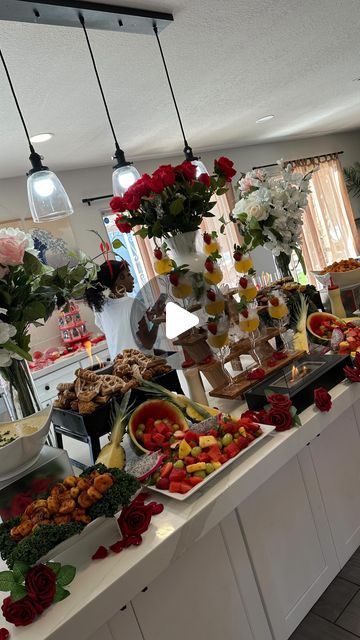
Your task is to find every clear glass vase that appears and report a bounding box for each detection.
[166,230,204,273]
[0,360,40,418]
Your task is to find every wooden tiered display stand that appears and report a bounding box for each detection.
[174,327,305,400]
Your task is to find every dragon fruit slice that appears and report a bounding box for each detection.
[126,451,165,482]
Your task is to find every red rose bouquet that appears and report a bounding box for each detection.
[242,390,301,432]
[0,560,76,628]
[110,157,236,239]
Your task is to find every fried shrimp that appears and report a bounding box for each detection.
[93,473,114,494]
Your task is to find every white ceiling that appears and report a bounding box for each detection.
[0,0,360,179]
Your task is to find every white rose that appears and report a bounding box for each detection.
[0,320,16,345]
[244,197,269,221]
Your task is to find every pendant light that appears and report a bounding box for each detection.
[153,24,208,177]
[79,15,140,197]
[0,50,73,223]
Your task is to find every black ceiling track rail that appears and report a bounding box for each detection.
[0,0,173,34]
[82,193,112,206]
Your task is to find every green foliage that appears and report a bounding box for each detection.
[344,162,360,199]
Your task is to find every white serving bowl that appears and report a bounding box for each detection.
[312,268,360,288]
[0,406,52,481]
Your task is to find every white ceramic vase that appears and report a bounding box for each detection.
[166,230,204,273]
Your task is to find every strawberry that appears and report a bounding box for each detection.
[203,232,211,245]
[207,321,218,335]
[207,289,216,301]
[270,296,279,306]
[169,272,179,286]
[205,258,214,273]
[154,247,163,260]
[239,277,248,289]
[241,308,249,318]
[156,477,170,490]
[233,250,242,261]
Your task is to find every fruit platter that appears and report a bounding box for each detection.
[125,386,273,500]
[307,312,360,353]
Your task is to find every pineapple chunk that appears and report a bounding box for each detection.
[178,439,192,459]
[199,435,218,449]
[186,462,207,473]
[212,461,222,470]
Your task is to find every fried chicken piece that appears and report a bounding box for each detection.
[10,519,33,540]
[53,514,72,525]
[58,498,76,515]
[93,473,114,494]
[78,490,93,509]
[63,476,78,488]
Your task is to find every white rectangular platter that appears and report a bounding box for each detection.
[148,424,275,501]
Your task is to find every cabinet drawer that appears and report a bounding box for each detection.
[35,363,79,402]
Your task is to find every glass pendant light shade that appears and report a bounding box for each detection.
[27,169,73,223]
[112,164,141,196]
[191,159,209,178]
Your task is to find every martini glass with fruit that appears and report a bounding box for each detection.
[203,231,220,256]
[205,288,225,316]
[153,245,172,275]
[238,275,257,302]
[207,316,233,384]
[169,269,193,300]
[239,305,261,364]
[204,256,223,285]
[233,246,253,273]
[268,293,289,349]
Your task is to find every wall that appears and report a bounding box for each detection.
[1,129,360,352]
[1,129,360,261]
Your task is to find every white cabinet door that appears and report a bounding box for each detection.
[309,405,360,567]
[237,451,339,640]
[132,524,257,640]
[87,604,143,640]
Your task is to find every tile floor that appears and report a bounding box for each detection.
[291,548,360,638]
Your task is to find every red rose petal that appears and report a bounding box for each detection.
[272,351,288,361]
[123,535,143,548]
[148,502,164,515]
[0,628,9,640]
[91,545,108,560]
[134,491,151,504]
[109,540,125,554]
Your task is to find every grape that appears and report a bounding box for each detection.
[174,460,185,469]
[205,463,214,475]
[217,439,223,449]
[191,446,202,457]
[135,430,144,439]
[222,433,233,446]
[193,470,206,478]
[137,423,146,432]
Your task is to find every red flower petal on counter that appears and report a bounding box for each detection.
[272,351,288,361]
[147,502,164,515]
[91,546,108,560]
[0,628,9,640]
[122,535,142,548]
[314,387,332,412]
[109,540,125,554]
[246,368,266,380]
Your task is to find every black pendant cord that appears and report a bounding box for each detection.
[153,23,193,159]
[0,49,36,155]
[79,14,122,157]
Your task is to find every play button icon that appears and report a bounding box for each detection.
[165,302,199,340]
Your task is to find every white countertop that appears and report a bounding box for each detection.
[1,380,359,640]
[31,342,109,380]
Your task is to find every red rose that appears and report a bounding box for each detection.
[153,165,176,188]
[267,393,292,409]
[25,564,57,610]
[149,176,164,194]
[132,178,151,198]
[344,365,360,382]
[268,406,292,431]
[198,173,211,187]
[314,387,332,412]
[115,215,132,234]
[214,156,236,182]
[123,192,140,211]
[110,196,127,213]
[30,477,52,495]
[246,367,266,381]
[258,409,272,425]
[117,500,152,538]
[0,628,9,640]
[2,596,43,627]
[10,493,33,518]
[175,161,197,181]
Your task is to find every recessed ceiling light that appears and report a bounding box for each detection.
[30,132,54,143]
[256,115,274,123]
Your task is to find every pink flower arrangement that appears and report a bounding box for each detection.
[0,229,34,267]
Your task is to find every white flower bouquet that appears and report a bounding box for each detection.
[232,160,314,274]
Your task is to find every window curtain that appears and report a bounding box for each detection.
[291,154,360,283]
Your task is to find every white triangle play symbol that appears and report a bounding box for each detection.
[165,302,199,340]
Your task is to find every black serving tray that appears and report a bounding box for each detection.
[245,353,351,414]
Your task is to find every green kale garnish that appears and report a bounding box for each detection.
[81,464,140,519]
